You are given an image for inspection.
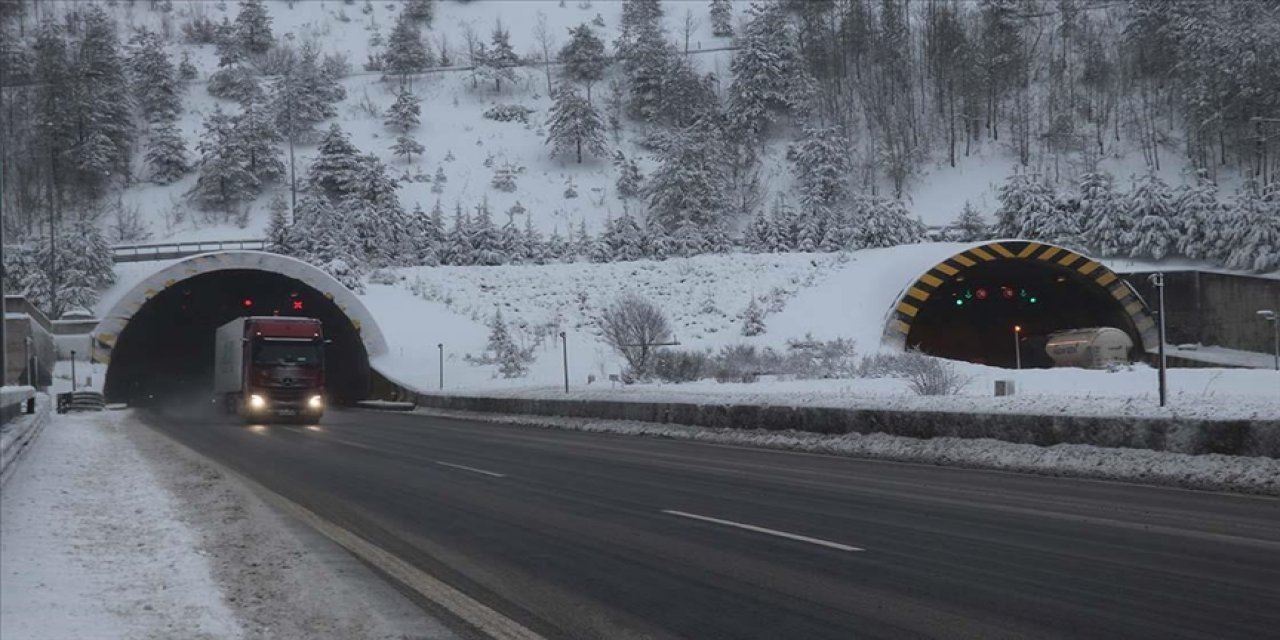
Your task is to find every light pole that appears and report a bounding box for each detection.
[24,336,32,387]
[70,349,77,392]
[1259,310,1279,371]
[1013,325,1022,370]
[559,331,569,393]
[1148,273,1167,407]
[437,343,444,390]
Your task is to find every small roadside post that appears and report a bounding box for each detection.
[437,343,444,390]
[1258,310,1278,371]
[70,350,77,392]
[559,331,569,393]
[1148,273,1167,407]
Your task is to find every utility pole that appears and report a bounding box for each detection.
[1148,273,1168,407]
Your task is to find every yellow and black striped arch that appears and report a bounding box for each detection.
[883,241,1158,351]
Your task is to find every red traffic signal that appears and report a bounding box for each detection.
[292,300,304,311]
[242,298,253,308]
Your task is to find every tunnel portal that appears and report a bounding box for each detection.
[886,242,1158,368]
[97,253,385,406]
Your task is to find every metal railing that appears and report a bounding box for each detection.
[111,239,269,263]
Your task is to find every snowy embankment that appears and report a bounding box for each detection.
[406,406,1280,496]
[0,409,453,640]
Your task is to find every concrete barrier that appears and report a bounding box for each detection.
[1,391,51,485]
[387,390,1280,458]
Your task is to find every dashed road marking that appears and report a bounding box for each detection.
[661,510,864,552]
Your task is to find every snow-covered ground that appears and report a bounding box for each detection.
[0,409,456,640]
[405,405,1280,495]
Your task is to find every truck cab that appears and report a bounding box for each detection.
[215,316,326,422]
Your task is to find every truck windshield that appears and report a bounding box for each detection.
[253,341,322,366]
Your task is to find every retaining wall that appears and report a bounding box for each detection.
[396,391,1280,458]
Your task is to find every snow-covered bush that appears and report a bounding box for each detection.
[206,65,259,101]
[898,351,971,396]
[483,104,535,123]
[783,335,858,379]
[652,349,709,383]
[711,344,780,383]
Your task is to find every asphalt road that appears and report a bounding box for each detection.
[139,406,1280,640]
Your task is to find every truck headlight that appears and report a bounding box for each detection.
[248,394,267,410]
[308,395,324,409]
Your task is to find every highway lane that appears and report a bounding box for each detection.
[139,406,1280,640]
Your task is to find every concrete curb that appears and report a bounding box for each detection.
[390,392,1280,458]
[1,393,53,486]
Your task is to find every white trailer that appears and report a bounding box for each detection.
[213,317,247,396]
[1045,327,1134,369]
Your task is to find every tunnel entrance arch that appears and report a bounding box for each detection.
[95,251,387,405]
[883,241,1157,368]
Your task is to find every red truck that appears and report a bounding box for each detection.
[214,316,326,421]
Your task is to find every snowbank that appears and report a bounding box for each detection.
[402,406,1280,496]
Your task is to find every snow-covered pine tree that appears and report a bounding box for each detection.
[42,216,116,317]
[790,125,851,222]
[767,193,796,251]
[178,51,198,80]
[727,1,806,141]
[740,297,767,337]
[602,211,646,261]
[523,216,547,264]
[1077,171,1127,257]
[950,202,990,243]
[285,194,332,259]
[145,120,189,185]
[743,210,773,252]
[307,125,367,201]
[266,193,291,253]
[1015,179,1069,244]
[646,117,729,233]
[431,165,447,193]
[489,162,519,192]
[710,0,733,38]
[476,21,519,92]
[558,23,607,99]
[546,227,570,262]
[392,135,425,165]
[618,3,675,123]
[1173,170,1220,260]
[642,221,672,260]
[854,196,926,248]
[385,85,422,132]
[127,29,182,124]
[793,210,822,252]
[993,172,1034,238]
[669,218,708,257]
[818,208,852,251]
[657,56,717,129]
[189,105,257,211]
[68,6,134,199]
[572,220,593,261]
[403,0,435,26]
[234,0,274,55]
[469,198,506,265]
[441,202,474,265]
[1223,179,1280,272]
[547,84,607,164]
[613,150,644,199]
[1126,172,1176,260]
[234,97,285,184]
[215,17,240,67]
[384,9,433,81]
[485,309,529,378]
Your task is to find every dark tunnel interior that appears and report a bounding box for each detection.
[906,260,1141,368]
[103,269,370,406]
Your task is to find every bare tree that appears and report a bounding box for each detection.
[598,294,673,379]
[532,12,556,95]
[682,9,699,55]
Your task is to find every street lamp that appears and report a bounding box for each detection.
[1013,325,1022,370]
[1259,310,1279,371]
[1148,273,1168,407]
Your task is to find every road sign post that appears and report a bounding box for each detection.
[437,343,444,390]
[559,331,569,393]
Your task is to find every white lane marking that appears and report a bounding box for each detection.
[662,510,865,552]
[435,460,507,478]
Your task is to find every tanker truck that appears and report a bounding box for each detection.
[1044,327,1134,369]
[214,316,326,421]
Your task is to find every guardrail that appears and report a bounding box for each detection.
[111,239,269,263]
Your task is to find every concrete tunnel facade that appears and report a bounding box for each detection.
[93,251,387,405]
[882,240,1158,368]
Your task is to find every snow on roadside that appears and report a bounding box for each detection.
[0,410,243,640]
[403,407,1280,496]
